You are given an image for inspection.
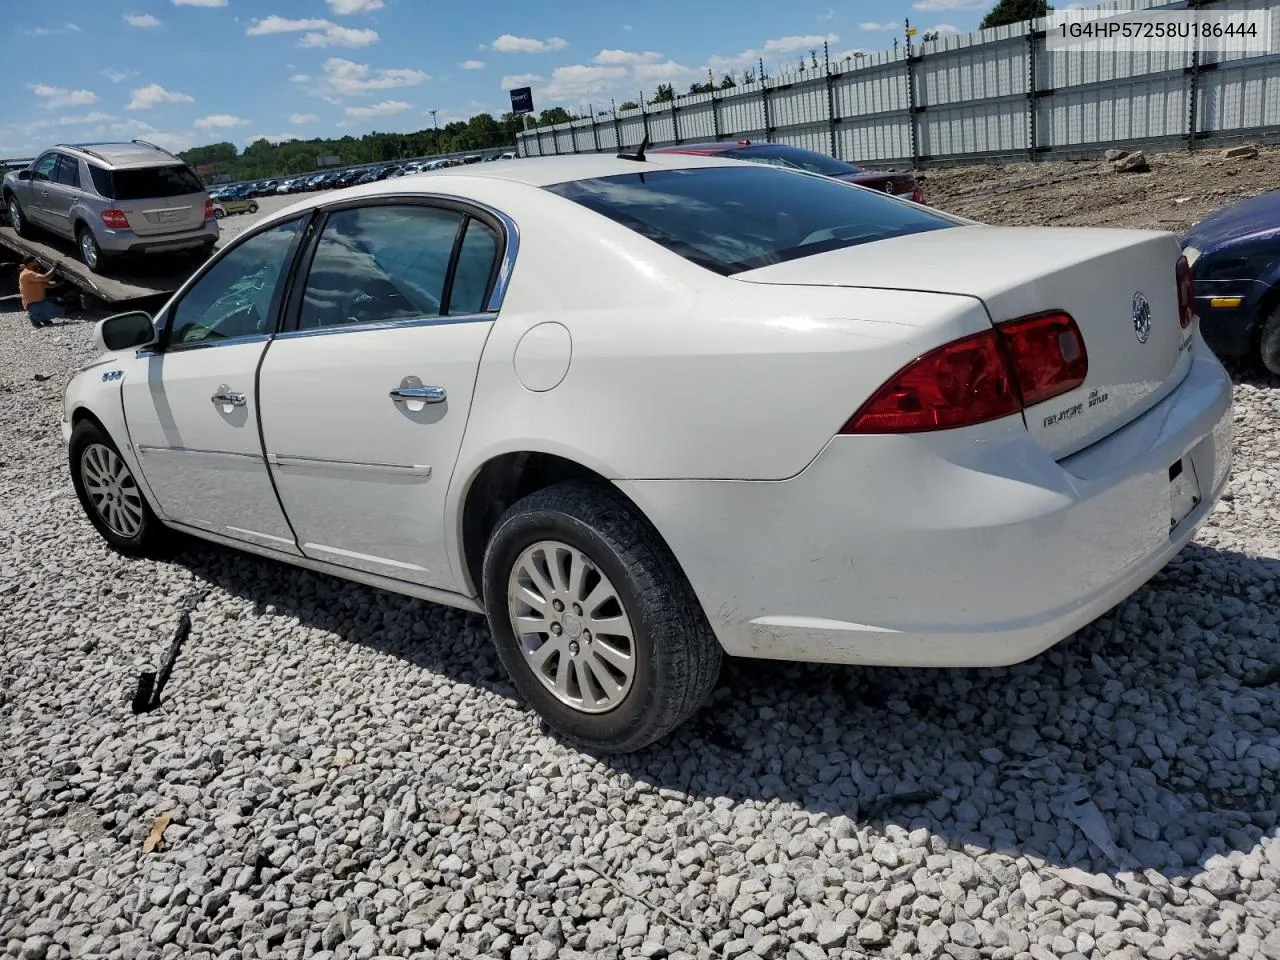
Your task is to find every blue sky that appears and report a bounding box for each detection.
[2,0,1000,156]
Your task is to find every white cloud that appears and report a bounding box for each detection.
[860,21,901,31]
[30,84,98,109]
[171,0,227,6]
[195,114,248,130]
[706,33,841,74]
[634,60,699,84]
[461,59,486,70]
[912,0,986,9]
[289,112,320,124]
[500,73,543,90]
[594,49,663,65]
[931,24,961,34]
[623,24,633,32]
[128,83,195,110]
[245,15,377,47]
[327,0,384,12]
[125,14,161,27]
[300,58,430,98]
[24,23,80,36]
[818,8,835,22]
[302,25,379,48]
[102,68,136,84]
[543,65,629,101]
[246,16,332,35]
[344,100,411,119]
[491,34,568,54]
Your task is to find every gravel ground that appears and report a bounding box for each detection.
[2,154,1280,960]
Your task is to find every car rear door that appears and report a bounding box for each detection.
[256,198,508,592]
[121,214,312,549]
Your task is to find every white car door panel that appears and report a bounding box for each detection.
[258,202,504,591]
[123,215,310,550]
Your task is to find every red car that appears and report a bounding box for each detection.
[651,140,926,204]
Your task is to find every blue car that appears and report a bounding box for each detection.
[1182,190,1280,373]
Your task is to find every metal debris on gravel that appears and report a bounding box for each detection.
[2,153,1279,960]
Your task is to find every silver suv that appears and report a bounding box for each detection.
[2,140,218,272]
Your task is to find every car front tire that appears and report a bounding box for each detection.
[69,419,171,557]
[482,480,723,754]
[1258,302,1280,376]
[6,193,29,237]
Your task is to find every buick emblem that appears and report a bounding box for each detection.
[1132,291,1152,344]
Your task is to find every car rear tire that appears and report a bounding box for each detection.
[248,202,259,214]
[482,480,722,754]
[69,419,171,558]
[1258,303,1280,377]
[76,225,107,273]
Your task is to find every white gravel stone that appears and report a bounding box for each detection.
[0,308,1276,960]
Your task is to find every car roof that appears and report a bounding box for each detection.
[55,141,186,169]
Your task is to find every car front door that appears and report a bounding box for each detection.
[257,199,506,591]
[22,152,60,228]
[121,214,312,551]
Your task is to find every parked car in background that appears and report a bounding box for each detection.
[65,152,1229,753]
[653,140,927,204]
[211,196,259,218]
[1182,189,1280,374]
[3,140,217,272]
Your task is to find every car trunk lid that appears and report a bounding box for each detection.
[736,225,1194,460]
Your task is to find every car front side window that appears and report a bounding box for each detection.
[296,205,468,331]
[166,217,306,348]
[30,154,58,182]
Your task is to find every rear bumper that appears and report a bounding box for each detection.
[99,222,219,256]
[617,335,1233,668]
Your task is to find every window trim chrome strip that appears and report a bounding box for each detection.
[273,311,495,341]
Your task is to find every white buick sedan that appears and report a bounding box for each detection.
[63,151,1233,752]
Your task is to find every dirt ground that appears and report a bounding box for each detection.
[924,144,1279,234]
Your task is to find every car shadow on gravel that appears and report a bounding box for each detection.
[172,536,1279,884]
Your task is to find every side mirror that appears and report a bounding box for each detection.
[16,169,31,181]
[95,311,156,353]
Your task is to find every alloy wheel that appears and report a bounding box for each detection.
[80,230,99,269]
[80,443,145,538]
[8,199,21,231]
[506,539,637,714]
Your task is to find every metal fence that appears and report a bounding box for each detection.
[515,0,1280,167]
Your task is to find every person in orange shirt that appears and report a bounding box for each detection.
[19,256,66,328]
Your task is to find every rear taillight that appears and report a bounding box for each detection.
[101,209,129,229]
[1176,255,1195,328]
[204,199,215,221]
[912,187,926,204]
[841,311,1088,435]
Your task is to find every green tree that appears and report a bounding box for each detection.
[980,0,1050,28]
[648,83,674,105]
[618,100,639,111]
[537,107,573,126]
[719,74,736,89]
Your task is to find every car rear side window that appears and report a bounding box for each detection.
[88,165,112,198]
[107,165,205,201]
[730,144,862,176]
[297,205,466,331]
[546,166,958,275]
[53,155,81,188]
[447,218,500,316]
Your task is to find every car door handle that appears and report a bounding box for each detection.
[390,385,446,404]
[211,390,246,407]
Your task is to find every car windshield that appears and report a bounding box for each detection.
[545,166,958,275]
[728,144,863,176]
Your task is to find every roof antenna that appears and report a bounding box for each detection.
[617,133,648,162]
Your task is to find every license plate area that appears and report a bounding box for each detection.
[1169,456,1201,530]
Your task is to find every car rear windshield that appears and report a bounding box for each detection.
[545,166,958,275]
[729,144,863,176]
[88,164,204,201]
